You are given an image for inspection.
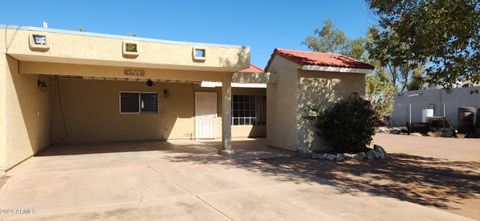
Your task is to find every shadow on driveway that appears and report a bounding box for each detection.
[165,145,480,215]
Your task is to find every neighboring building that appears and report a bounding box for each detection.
[390,86,480,127]
[265,49,374,151]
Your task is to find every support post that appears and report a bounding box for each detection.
[219,73,234,155]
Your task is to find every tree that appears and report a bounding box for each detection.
[303,19,360,58]
[304,20,397,116]
[366,0,480,88]
[365,70,396,117]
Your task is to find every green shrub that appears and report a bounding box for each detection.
[316,95,380,153]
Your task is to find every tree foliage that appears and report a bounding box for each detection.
[303,19,365,60]
[366,0,480,88]
[365,66,397,117]
[304,20,397,116]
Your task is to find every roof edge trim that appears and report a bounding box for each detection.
[301,65,372,74]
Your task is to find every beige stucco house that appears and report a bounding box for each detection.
[0,25,270,172]
[0,26,373,173]
[265,48,374,151]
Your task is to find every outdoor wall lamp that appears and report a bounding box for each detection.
[37,79,48,92]
[164,89,169,98]
[146,79,154,87]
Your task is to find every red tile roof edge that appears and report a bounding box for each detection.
[264,48,374,72]
[238,64,264,73]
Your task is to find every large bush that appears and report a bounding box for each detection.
[316,95,380,153]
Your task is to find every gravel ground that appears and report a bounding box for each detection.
[262,133,480,220]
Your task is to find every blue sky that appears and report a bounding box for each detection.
[1,0,377,68]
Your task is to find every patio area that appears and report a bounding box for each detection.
[0,138,477,221]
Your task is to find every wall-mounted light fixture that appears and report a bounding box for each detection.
[37,78,48,92]
[163,89,169,98]
[146,79,154,87]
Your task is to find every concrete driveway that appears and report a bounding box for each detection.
[0,139,475,221]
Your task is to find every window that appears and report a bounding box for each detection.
[122,41,139,57]
[33,35,47,45]
[232,95,266,125]
[192,47,207,61]
[125,43,138,52]
[120,92,158,113]
[29,33,49,50]
[140,93,158,112]
[195,48,205,58]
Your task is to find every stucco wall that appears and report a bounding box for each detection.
[390,87,480,127]
[266,56,299,150]
[4,57,52,170]
[297,71,366,151]
[0,56,6,173]
[3,26,249,72]
[50,79,266,144]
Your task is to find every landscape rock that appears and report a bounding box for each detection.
[326,154,337,161]
[373,144,387,159]
[366,150,375,160]
[297,146,312,159]
[343,153,355,159]
[377,127,390,133]
[354,153,365,160]
[410,132,423,136]
[336,153,345,161]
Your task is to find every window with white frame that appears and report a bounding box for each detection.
[232,95,266,125]
[120,92,158,113]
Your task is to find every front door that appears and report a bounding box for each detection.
[195,92,217,139]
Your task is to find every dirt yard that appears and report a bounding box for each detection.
[262,133,480,220]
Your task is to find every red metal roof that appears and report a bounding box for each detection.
[265,48,374,71]
[238,64,264,73]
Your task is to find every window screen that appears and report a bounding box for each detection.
[120,92,140,113]
[141,93,158,112]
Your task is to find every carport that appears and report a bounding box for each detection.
[0,25,256,172]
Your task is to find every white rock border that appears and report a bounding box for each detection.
[306,144,388,161]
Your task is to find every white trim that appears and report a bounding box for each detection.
[200,81,267,88]
[200,81,221,88]
[232,83,266,88]
[300,65,372,74]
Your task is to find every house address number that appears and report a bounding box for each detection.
[124,69,145,76]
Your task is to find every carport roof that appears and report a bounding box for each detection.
[265,48,374,71]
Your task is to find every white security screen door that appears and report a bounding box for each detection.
[195,92,217,139]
